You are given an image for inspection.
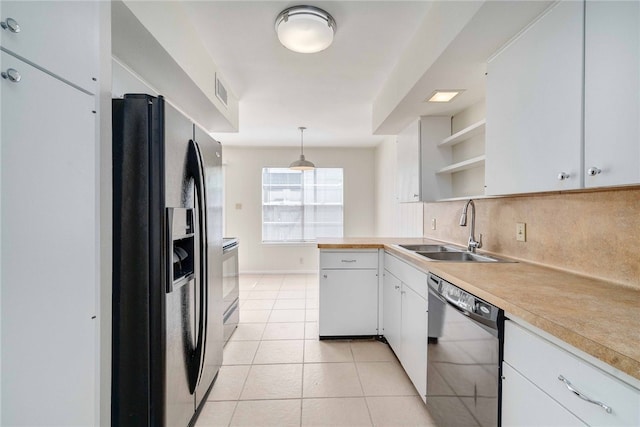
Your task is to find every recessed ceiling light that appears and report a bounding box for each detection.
[275,5,337,54]
[426,90,464,103]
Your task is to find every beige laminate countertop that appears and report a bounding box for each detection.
[317,238,640,383]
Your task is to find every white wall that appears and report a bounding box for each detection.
[223,146,375,273]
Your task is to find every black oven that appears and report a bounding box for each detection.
[222,238,239,343]
[426,273,504,427]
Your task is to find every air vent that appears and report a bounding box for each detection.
[215,73,228,107]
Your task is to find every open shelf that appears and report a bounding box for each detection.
[435,155,486,175]
[438,119,486,148]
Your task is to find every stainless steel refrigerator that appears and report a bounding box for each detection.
[112,94,223,426]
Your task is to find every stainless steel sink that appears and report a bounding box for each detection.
[399,244,461,252]
[416,251,510,263]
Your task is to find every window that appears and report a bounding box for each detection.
[262,168,343,243]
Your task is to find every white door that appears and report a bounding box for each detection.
[319,269,378,336]
[486,1,584,195]
[0,0,98,93]
[584,0,640,187]
[397,119,421,202]
[1,51,97,425]
[401,285,428,401]
[502,363,585,427]
[382,271,402,352]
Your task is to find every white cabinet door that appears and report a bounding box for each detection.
[504,320,640,426]
[486,1,584,195]
[382,270,402,352]
[401,285,428,402]
[502,362,586,427]
[584,1,640,187]
[1,51,96,426]
[397,119,421,202]
[0,0,98,93]
[319,269,379,336]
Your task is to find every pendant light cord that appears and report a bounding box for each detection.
[299,126,306,156]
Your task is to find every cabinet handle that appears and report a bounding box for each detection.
[587,167,602,176]
[1,17,20,33]
[557,172,570,181]
[322,274,327,279]
[341,259,356,263]
[557,375,612,414]
[1,68,21,83]
[394,285,400,290]
[413,194,419,198]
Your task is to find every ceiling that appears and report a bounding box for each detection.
[181,1,551,148]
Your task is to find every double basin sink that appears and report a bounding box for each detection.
[398,244,513,263]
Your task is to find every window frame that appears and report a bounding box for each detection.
[261,167,344,244]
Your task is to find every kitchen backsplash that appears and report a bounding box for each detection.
[423,187,640,289]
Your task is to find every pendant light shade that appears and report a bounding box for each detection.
[275,5,336,53]
[289,127,315,170]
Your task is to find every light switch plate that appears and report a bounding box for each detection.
[516,222,526,242]
[431,218,436,230]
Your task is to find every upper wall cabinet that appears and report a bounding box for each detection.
[397,119,422,202]
[485,1,584,195]
[0,1,98,93]
[584,1,640,188]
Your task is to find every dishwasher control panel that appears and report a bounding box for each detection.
[428,273,501,327]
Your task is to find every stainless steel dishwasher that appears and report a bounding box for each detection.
[426,273,504,427]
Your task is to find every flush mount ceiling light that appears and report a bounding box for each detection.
[426,90,465,103]
[289,126,315,170]
[275,5,336,53]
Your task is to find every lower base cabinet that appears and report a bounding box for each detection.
[503,319,640,426]
[383,253,428,401]
[502,362,585,426]
[319,269,379,336]
[400,284,428,401]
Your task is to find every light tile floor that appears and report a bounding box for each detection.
[196,273,437,427]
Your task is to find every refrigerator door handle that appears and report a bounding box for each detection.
[186,139,208,394]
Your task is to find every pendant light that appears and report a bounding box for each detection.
[275,5,336,53]
[289,126,315,171]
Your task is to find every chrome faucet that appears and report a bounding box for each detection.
[459,199,482,252]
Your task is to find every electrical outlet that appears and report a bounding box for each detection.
[431,218,437,230]
[516,222,526,242]
[235,203,242,210]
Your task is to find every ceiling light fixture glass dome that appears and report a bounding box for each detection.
[275,5,337,54]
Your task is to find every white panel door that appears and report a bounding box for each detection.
[401,284,428,401]
[584,1,640,187]
[1,51,96,425]
[382,270,402,352]
[397,119,421,202]
[319,269,378,336]
[0,0,98,93]
[502,362,585,427]
[486,1,583,195]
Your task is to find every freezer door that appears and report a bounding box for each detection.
[193,126,224,409]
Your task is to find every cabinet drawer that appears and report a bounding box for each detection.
[320,250,378,269]
[504,320,640,426]
[384,253,428,299]
[502,362,585,426]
